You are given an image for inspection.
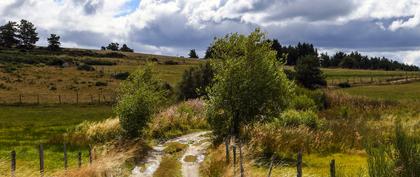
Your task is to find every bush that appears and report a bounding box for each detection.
[111,72,130,80]
[290,95,317,111]
[164,60,179,65]
[295,87,327,110]
[83,59,116,66]
[95,81,108,87]
[338,82,351,88]
[295,55,326,89]
[115,65,167,138]
[77,64,95,71]
[276,109,321,129]
[177,62,214,100]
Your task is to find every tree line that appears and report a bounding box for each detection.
[0,19,61,51]
[205,39,419,71]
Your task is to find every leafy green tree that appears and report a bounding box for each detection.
[0,21,18,48]
[188,49,199,58]
[295,55,326,89]
[120,44,134,52]
[47,34,61,51]
[114,65,167,138]
[206,29,294,138]
[204,45,215,59]
[177,62,214,100]
[17,19,39,49]
[106,42,119,51]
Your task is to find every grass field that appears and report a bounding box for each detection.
[342,81,420,101]
[0,105,113,176]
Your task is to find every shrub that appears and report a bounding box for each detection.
[290,95,317,111]
[295,87,327,110]
[77,64,95,71]
[164,60,179,65]
[83,59,116,66]
[111,72,130,80]
[2,63,19,73]
[276,109,321,129]
[177,62,214,100]
[95,81,108,87]
[295,55,326,89]
[115,65,167,138]
[338,82,351,88]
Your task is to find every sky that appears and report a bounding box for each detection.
[1,0,420,66]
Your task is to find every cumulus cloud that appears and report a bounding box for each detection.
[0,0,420,65]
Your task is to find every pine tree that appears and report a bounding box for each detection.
[0,21,19,48]
[188,49,199,58]
[47,34,61,51]
[17,19,39,50]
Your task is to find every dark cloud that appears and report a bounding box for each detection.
[60,30,110,48]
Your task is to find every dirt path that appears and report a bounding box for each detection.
[131,131,211,177]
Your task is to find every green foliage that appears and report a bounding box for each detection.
[189,49,199,58]
[295,55,327,89]
[77,63,95,71]
[106,42,119,51]
[276,109,321,129]
[338,82,352,88]
[295,87,327,110]
[366,120,420,177]
[115,65,167,138]
[290,95,317,111]
[0,21,19,48]
[177,62,214,100]
[47,34,61,51]
[120,44,134,52]
[17,19,39,50]
[206,29,294,138]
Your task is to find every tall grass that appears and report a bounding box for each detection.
[366,120,420,177]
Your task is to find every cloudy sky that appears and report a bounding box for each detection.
[1,0,420,66]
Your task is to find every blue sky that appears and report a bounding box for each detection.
[1,0,420,66]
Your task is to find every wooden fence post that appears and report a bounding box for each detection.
[58,95,62,104]
[89,146,93,164]
[267,155,274,177]
[90,95,94,104]
[11,151,16,177]
[239,140,244,177]
[78,151,82,168]
[64,143,68,170]
[19,94,22,104]
[225,138,230,163]
[39,144,44,176]
[297,151,302,177]
[330,159,336,177]
[37,94,40,105]
[76,92,79,105]
[233,145,237,165]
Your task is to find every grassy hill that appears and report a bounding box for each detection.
[1,48,420,175]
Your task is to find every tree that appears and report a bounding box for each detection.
[47,34,61,51]
[0,21,18,48]
[177,62,214,100]
[204,45,215,59]
[206,29,294,139]
[17,19,39,50]
[295,55,326,89]
[114,65,167,138]
[189,49,199,58]
[120,44,134,52]
[106,42,119,51]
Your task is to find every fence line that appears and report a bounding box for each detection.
[8,144,92,176]
[0,92,117,105]
[328,73,420,87]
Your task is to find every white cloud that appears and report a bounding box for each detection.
[0,0,420,66]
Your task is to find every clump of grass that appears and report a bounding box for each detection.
[153,156,182,177]
[184,155,197,162]
[164,142,188,154]
[148,99,208,140]
[68,118,122,145]
[200,144,229,177]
